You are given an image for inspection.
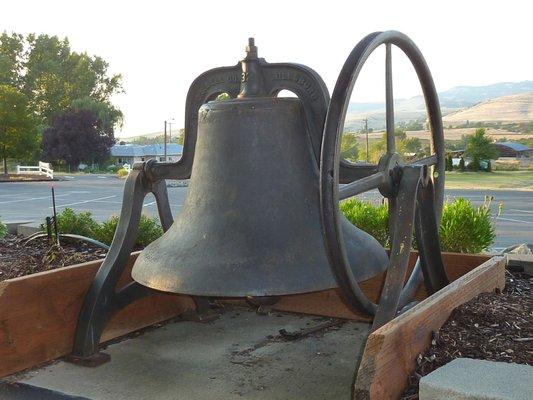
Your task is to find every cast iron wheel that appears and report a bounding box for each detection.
[320,31,449,330]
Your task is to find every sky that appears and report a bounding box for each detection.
[1,0,531,137]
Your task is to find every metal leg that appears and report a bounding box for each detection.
[371,166,422,331]
[414,181,449,293]
[152,179,174,231]
[71,169,150,360]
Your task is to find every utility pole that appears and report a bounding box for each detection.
[363,118,369,162]
[164,120,167,161]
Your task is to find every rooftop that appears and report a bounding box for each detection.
[494,141,531,152]
[111,143,183,157]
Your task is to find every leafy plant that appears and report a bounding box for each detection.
[45,207,101,238]
[439,197,496,253]
[0,217,7,239]
[95,215,120,245]
[340,197,497,253]
[136,215,164,247]
[340,198,389,247]
[117,168,129,177]
[94,214,163,248]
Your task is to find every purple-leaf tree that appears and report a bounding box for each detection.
[42,109,115,170]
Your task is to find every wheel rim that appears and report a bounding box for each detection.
[319,31,446,322]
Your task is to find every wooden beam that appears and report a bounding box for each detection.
[0,250,492,379]
[272,252,490,320]
[353,256,505,400]
[0,253,195,378]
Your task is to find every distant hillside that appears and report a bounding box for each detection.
[346,81,533,131]
[443,92,533,124]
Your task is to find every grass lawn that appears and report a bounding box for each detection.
[445,170,533,190]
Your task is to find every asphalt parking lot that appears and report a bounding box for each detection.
[0,174,531,251]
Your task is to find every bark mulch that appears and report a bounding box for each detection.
[0,234,107,281]
[401,269,533,399]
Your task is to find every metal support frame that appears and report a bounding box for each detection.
[72,32,450,362]
[71,163,163,359]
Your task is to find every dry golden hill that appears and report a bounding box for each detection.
[443,92,533,124]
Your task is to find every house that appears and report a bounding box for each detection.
[492,141,533,159]
[111,144,183,166]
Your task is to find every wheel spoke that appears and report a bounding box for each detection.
[411,154,438,166]
[385,43,395,154]
[339,171,385,200]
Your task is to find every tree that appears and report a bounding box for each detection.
[464,128,498,171]
[446,155,454,171]
[0,85,39,174]
[341,133,359,162]
[20,34,123,127]
[0,32,24,87]
[459,157,466,171]
[71,97,123,134]
[402,137,422,153]
[42,109,115,170]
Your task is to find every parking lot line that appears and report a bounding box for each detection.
[52,195,117,208]
[497,217,532,224]
[509,208,533,214]
[0,194,70,205]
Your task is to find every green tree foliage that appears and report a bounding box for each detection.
[445,155,454,171]
[0,32,24,86]
[464,128,498,170]
[0,85,39,173]
[459,157,466,171]
[71,97,123,135]
[401,137,422,153]
[340,133,359,162]
[23,34,123,127]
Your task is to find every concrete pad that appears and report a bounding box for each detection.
[420,358,533,400]
[14,309,369,400]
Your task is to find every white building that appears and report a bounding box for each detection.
[110,144,183,166]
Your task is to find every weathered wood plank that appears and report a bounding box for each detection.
[353,256,505,400]
[0,250,491,380]
[0,253,195,378]
[273,252,490,320]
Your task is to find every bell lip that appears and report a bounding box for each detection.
[131,273,340,298]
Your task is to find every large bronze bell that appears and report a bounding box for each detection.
[72,32,449,361]
[131,55,389,296]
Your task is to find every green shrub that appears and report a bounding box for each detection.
[41,209,162,249]
[43,208,100,238]
[117,168,129,178]
[340,198,389,247]
[439,197,496,253]
[136,215,164,247]
[0,217,7,239]
[95,215,120,245]
[94,214,163,248]
[340,197,496,254]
